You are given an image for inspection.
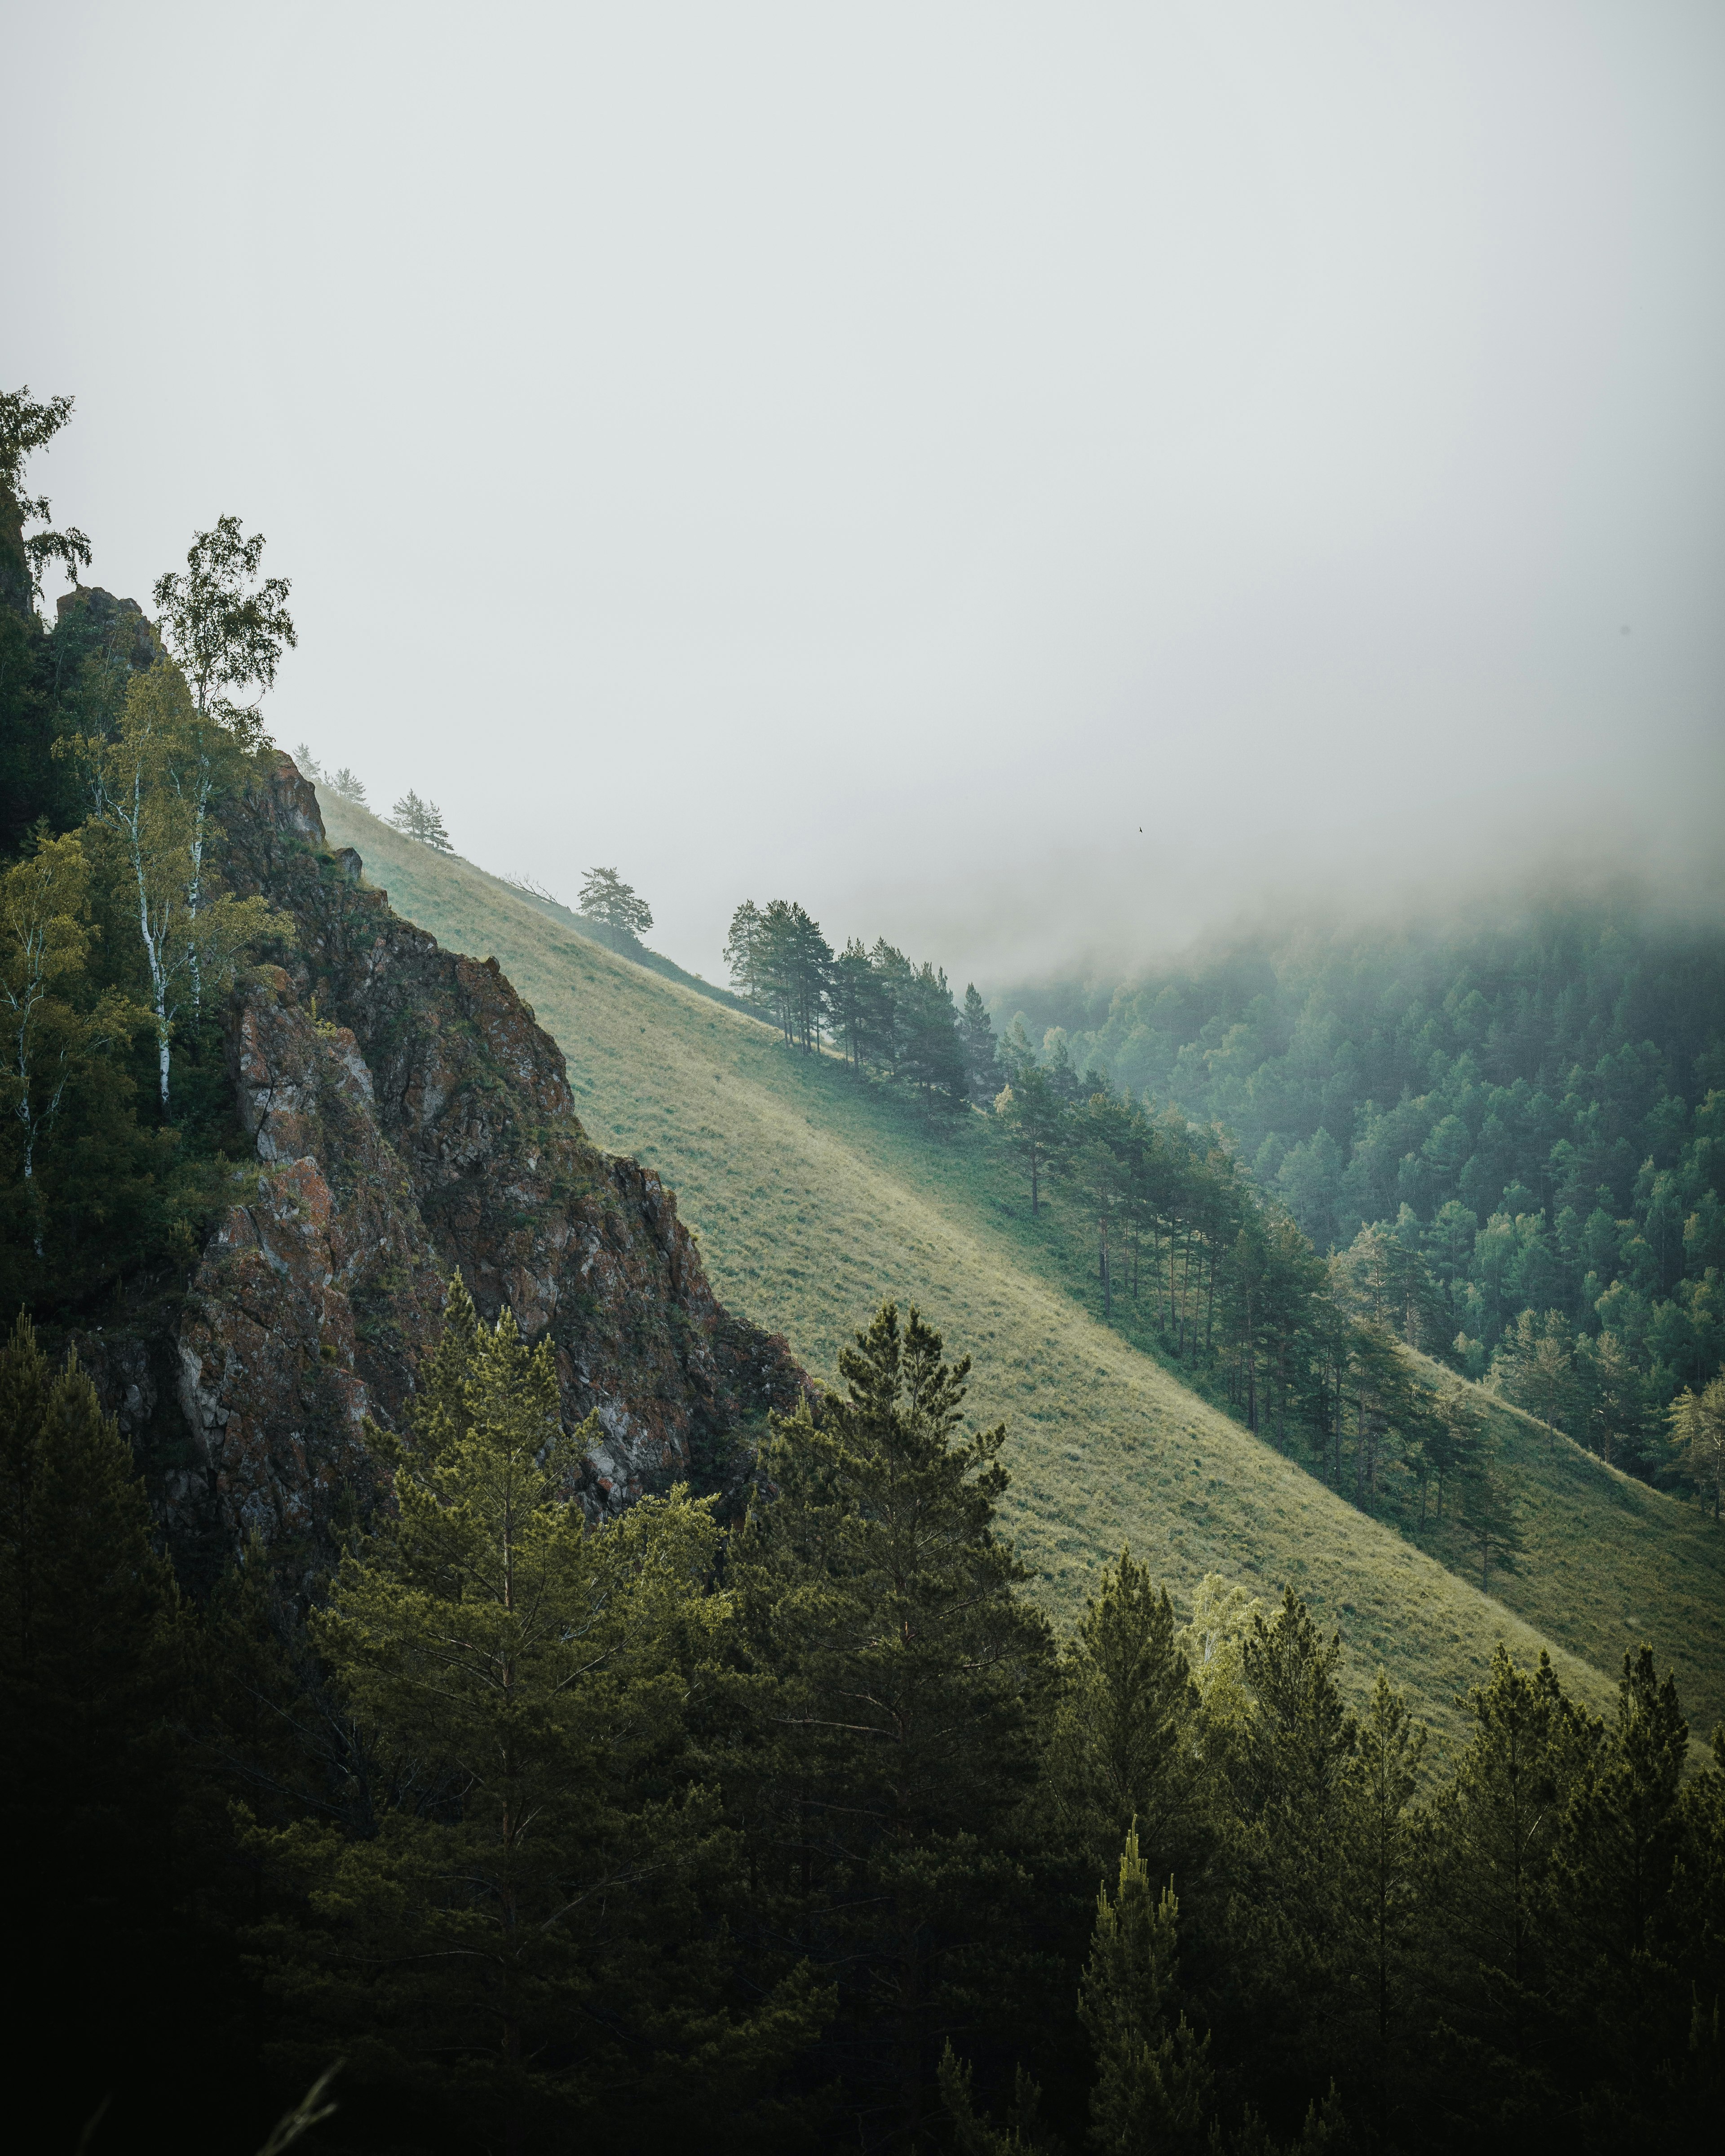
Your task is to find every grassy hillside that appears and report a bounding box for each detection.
[319,795,1725,1744]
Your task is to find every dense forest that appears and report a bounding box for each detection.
[993,922,1725,1483]
[4,390,1723,2152]
[9,1291,1725,2153]
[716,893,1725,1524]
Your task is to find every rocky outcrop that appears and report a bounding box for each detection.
[81,757,807,1579]
[54,584,161,669]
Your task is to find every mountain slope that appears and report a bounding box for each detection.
[320,793,1725,1741]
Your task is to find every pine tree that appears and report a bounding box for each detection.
[1049,1547,1212,1888]
[728,1300,1055,2146]
[961,983,1000,1101]
[1456,1432,1523,1593]
[389,787,453,851]
[1340,1671,1428,2136]
[1230,1590,1358,2097]
[938,2046,1061,2155]
[1429,1644,1600,2093]
[578,863,653,939]
[996,1062,1067,1215]
[1545,1648,1690,2112]
[1667,1375,1725,1519]
[252,1286,824,2144]
[1077,1825,1212,2154]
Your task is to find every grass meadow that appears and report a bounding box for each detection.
[320,794,1725,1747]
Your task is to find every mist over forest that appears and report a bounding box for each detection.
[6,6,1725,2155]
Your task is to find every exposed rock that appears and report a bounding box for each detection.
[81,755,808,1579]
[54,585,162,670]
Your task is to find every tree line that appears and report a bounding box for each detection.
[724,897,1001,1106]
[999,910,1725,1476]
[720,884,1722,1520]
[3,1291,1719,2153]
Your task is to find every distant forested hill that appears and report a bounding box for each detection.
[996,901,1725,1463]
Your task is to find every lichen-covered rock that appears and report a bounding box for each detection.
[83,755,808,1576]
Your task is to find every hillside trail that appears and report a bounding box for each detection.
[320,795,1725,1745]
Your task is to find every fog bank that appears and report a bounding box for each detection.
[8,3,1722,989]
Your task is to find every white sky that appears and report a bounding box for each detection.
[9,2,1723,985]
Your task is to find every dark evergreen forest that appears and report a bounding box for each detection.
[7,1291,1724,2154]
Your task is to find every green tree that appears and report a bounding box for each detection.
[938,2044,1061,2155]
[579,862,653,938]
[1077,1825,1212,2154]
[996,1062,1067,1215]
[1489,1308,1579,1445]
[0,830,140,1250]
[1232,1590,1358,2094]
[1456,1432,1523,1593]
[152,515,296,748]
[1431,1645,1600,2078]
[1048,1547,1212,1889]
[1667,1374,1725,1519]
[66,662,285,1107]
[389,786,453,851]
[1340,1671,1428,2135]
[961,983,1000,1101]
[0,385,91,611]
[254,1282,823,2143]
[728,1300,1055,2146]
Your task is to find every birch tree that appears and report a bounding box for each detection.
[66,664,284,1110]
[151,519,296,1011]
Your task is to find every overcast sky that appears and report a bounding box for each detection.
[9,2,1723,985]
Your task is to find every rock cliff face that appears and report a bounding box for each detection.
[81,757,806,1580]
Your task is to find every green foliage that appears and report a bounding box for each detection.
[251,1281,826,2143]
[63,660,290,1108]
[1048,1547,1212,1889]
[323,789,1725,1747]
[1078,1828,1212,2153]
[0,384,91,607]
[389,787,453,850]
[1001,910,1725,1466]
[727,1299,1055,2143]
[152,513,296,746]
[1668,1375,1725,1519]
[578,862,653,937]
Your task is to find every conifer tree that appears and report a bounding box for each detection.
[1547,1646,1689,2098]
[729,1300,1055,2145]
[1667,1374,1725,1519]
[1340,1671,1428,2134]
[1430,1644,1601,2091]
[254,1283,823,2144]
[961,983,1001,1100]
[579,863,653,939]
[996,1062,1067,1215]
[0,831,142,1251]
[1230,1590,1358,2094]
[1077,1825,1212,2154]
[1049,1547,1212,1887]
[1456,1433,1523,1592]
[389,787,453,850]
